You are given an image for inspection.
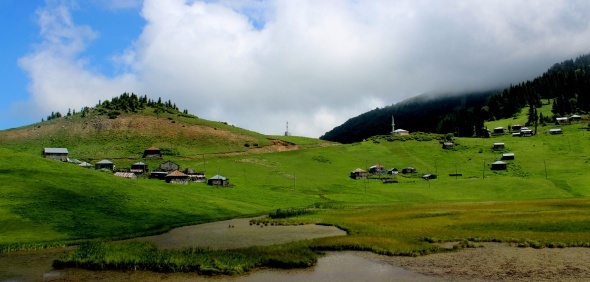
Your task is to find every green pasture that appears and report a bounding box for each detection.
[1,110,590,274]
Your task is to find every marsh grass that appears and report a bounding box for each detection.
[54,241,317,275]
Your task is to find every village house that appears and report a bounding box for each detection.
[350,168,368,179]
[183,168,206,182]
[549,128,563,135]
[42,148,68,161]
[208,174,230,186]
[369,164,386,174]
[130,162,149,174]
[512,124,523,131]
[555,117,569,124]
[493,127,505,134]
[387,168,399,175]
[491,161,507,170]
[501,153,515,160]
[166,170,190,184]
[570,115,581,121]
[95,159,115,171]
[402,167,417,174]
[143,146,162,159]
[493,142,505,150]
[150,168,169,179]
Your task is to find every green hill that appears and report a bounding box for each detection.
[1,94,590,275]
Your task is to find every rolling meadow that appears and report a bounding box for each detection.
[1,104,590,274]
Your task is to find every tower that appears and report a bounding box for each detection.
[285,121,289,136]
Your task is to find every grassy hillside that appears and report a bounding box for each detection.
[0,106,273,158]
[1,107,590,274]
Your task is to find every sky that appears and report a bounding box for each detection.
[1,0,590,137]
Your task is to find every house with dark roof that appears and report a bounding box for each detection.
[183,168,206,182]
[95,159,115,170]
[208,174,230,186]
[143,146,162,159]
[131,162,149,174]
[491,161,507,170]
[42,148,68,161]
[350,168,368,179]
[402,167,417,174]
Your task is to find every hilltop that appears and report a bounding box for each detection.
[0,93,329,160]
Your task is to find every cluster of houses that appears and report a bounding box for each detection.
[350,164,419,180]
[42,147,230,186]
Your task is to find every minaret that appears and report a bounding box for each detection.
[391,115,395,134]
[285,121,289,136]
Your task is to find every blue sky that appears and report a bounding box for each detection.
[2,0,590,137]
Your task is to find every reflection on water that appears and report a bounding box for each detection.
[0,218,440,281]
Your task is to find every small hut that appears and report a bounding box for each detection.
[442,142,454,149]
[143,146,162,159]
[208,175,230,186]
[520,129,533,137]
[493,143,505,150]
[493,127,505,134]
[512,124,522,131]
[369,164,386,174]
[166,170,190,184]
[549,128,563,135]
[402,167,417,174]
[159,160,180,172]
[184,168,206,182]
[95,159,114,171]
[42,148,68,161]
[350,168,368,179]
[501,153,515,160]
[150,168,168,179]
[131,162,149,174]
[491,161,507,170]
[387,168,399,175]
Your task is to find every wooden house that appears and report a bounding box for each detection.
[493,127,505,134]
[402,167,417,174]
[520,129,533,137]
[501,153,515,160]
[570,115,581,121]
[95,159,115,170]
[166,170,190,184]
[387,168,399,175]
[549,128,563,135]
[42,148,68,161]
[143,146,162,159]
[150,168,169,179]
[493,143,505,150]
[555,117,569,124]
[131,162,149,174]
[512,124,522,131]
[183,168,206,182]
[369,164,386,174]
[491,161,507,170]
[159,160,180,172]
[208,174,230,186]
[350,168,368,179]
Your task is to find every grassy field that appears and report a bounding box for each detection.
[1,107,590,274]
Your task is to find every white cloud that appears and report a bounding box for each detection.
[18,0,590,137]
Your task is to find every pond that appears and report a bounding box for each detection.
[0,218,439,281]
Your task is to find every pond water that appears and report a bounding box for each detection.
[0,218,441,282]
